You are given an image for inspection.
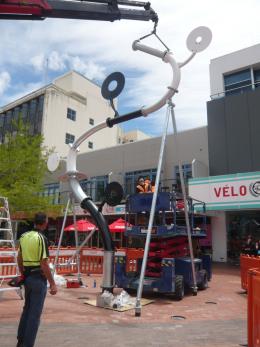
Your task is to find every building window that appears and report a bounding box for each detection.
[0,115,5,135]
[125,168,157,195]
[67,108,76,121]
[80,179,93,198]
[89,118,94,125]
[224,69,251,96]
[0,95,44,140]
[65,133,75,144]
[88,141,93,149]
[41,182,60,205]
[254,69,260,88]
[80,175,108,202]
[174,163,192,189]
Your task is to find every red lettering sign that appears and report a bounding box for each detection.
[214,187,221,197]
[240,185,247,196]
[213,185,247,198]
[223,186,229,197]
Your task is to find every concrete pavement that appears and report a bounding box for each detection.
[0,263,247,347]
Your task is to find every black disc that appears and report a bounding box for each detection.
[104,181,124,206]
[101,72,125,100]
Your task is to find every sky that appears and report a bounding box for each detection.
[0,0,260,136]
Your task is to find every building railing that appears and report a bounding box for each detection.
[210,81,260,100]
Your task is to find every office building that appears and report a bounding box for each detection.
[189,44,260,262]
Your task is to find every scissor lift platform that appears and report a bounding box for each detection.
[115,192,210,299]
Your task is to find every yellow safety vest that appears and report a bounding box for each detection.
[19,231,48,267]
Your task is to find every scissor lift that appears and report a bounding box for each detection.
[115,192,211,300]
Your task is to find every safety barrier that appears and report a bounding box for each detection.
[49,255,79,275]
[0,255,17,278]
[0,246,136,276]
[126,248,144,272]
[49,247,127,275]
[240,255,260,290]
[248,268,260,347]
[81,254,103,274]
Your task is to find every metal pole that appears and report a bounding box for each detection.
[67,227,97,264]
[72,196,82,283]
[53,197,71,271]
[169,102,197,294]
[135,104,170,317]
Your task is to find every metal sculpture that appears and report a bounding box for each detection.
[62,26,212,296]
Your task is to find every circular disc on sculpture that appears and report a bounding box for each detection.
[101,72,125,100]
[104,181,124,206]
[186,26,212,53]
[47,153,60,172]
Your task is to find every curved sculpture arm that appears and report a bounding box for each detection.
[132,40,181,116]
[178,52,196,68]
[66,121,107,174]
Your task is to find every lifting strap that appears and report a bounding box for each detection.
[137,20,170,52]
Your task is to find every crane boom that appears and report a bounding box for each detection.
[0,0,158,22]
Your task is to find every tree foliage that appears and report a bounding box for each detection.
[0,120,56,215]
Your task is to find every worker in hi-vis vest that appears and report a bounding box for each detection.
[136,176,152,194]
[144,176,152,192]
[136,176,146,193]
[16,212,57,347]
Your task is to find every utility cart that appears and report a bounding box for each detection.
[115,192,211,300]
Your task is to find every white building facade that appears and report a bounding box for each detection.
[0,71,118,157]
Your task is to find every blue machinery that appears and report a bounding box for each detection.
[115,192,211,300]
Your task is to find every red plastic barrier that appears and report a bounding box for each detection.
[0,246,130,276]
[0,256,17,278]
[240,255,260,290]
[49,248,104,275]
[80,255,103,274]
[49,247,127,275]
[126,248,144,272]
[248,268,260,347]
[49,255,78,275]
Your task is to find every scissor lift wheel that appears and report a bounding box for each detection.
[174,275,184,301]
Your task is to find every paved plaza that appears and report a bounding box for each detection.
[0,264,247,347]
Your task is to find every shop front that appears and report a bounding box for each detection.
[189,171,260,263]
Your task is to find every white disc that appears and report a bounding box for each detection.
[47,153,60,172]
[186,26,212,53]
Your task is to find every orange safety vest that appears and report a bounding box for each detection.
[136,184,146,193]
[144,179,152,192]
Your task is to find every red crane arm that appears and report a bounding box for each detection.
[0,0,158,22]
[0,0,51,17]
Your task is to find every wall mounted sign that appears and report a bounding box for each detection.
[102,203,125,215]
[188,171,260,211]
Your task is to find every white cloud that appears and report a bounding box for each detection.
[48,51,66,71]
[30,51,65,72]
[29,51,106,80]
[0,71,11,95]
[69,57,106,80]
[30,54,45,72]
